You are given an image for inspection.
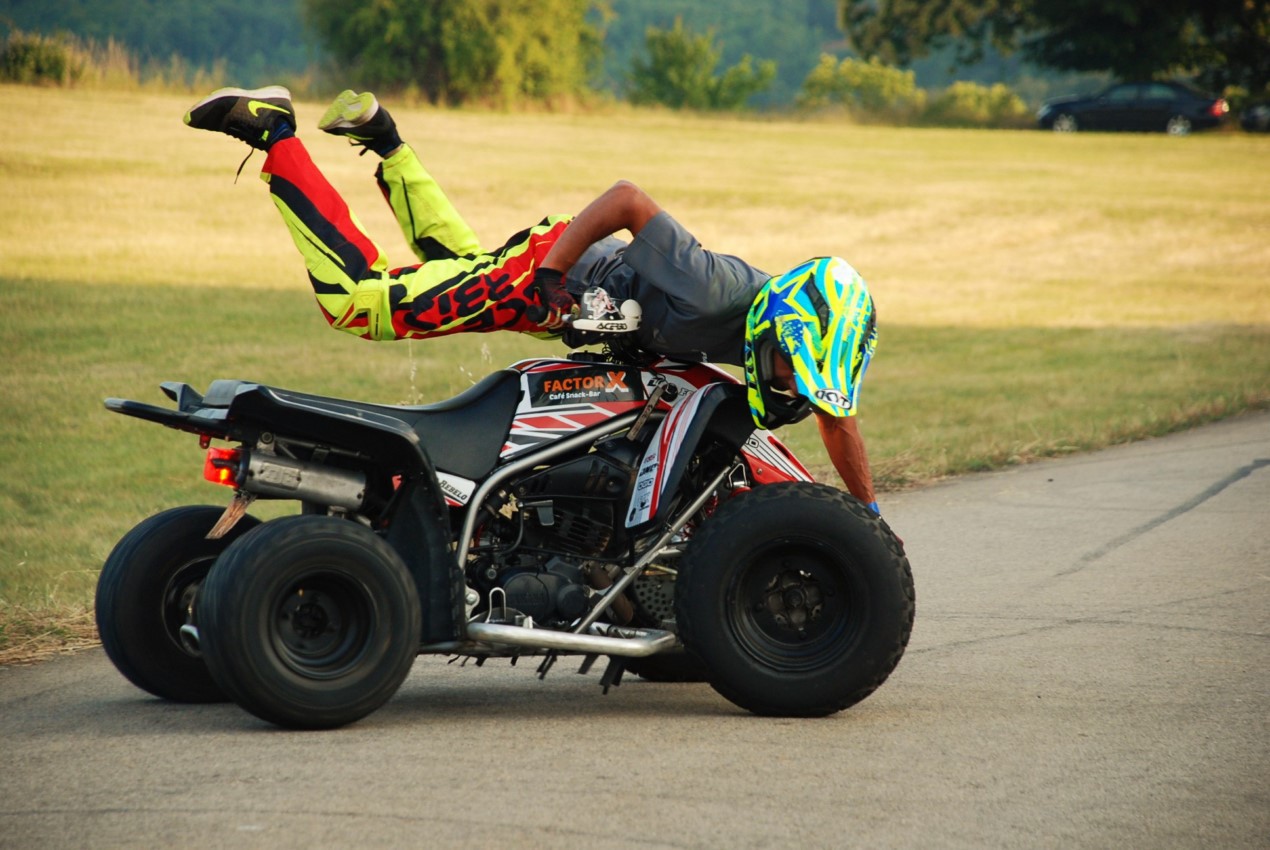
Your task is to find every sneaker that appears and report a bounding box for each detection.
[184,85,294,150]
[318,89,401,155]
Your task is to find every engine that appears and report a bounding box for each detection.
[495,558,591,624]
[471,438,644,628]
[512,436,642,558]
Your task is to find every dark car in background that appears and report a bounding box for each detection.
[1037,82,1229,135]
[1241,101,1270,132]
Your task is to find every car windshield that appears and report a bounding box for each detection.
[1105,85,1141,102]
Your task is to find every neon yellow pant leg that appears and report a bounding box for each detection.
[376,144,481,263]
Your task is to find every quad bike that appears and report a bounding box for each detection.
[96,318,914,729]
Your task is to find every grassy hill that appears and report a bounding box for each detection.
[2,84,1267,661]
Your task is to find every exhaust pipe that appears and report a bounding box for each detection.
[465,621,676,657]
[240,451,366,510]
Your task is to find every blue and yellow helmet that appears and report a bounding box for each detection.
[743,257,877,430]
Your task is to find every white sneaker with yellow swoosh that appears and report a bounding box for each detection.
[184,85,294,150]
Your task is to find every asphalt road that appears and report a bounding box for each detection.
[3,412,1267,849]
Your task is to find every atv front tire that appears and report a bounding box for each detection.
[675,482,914,716]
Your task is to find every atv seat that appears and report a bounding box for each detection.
[397,369,521,480]
[243,370,521,481]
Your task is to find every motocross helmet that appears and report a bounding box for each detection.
[743,256,877,430]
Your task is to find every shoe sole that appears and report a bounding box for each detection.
[318,90,379,133]
[184,85,293,132]
[186,85,292,114]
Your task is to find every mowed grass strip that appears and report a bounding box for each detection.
[1,85,1268,662]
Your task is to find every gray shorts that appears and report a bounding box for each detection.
[567,211,769,365]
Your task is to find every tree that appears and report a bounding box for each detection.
[627,17,775,110]
[599,0,839,107]
[836,0,1270,93]
[0,0,316,83]
[301,0,601,105]
[837,0,1027,68]
[798,55,925,117]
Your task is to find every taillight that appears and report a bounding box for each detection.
[203,446,242,488]
[1211,99,1229,117]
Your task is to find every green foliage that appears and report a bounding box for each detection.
[922,80,1030,127]
[627,17,775,110]
[837,0,1025,68]
[0,27,242,92]
[0,0,315,85]
[836,0,1270,94]
[799,55,1031,128]
[1024,0,1270,94]
[600,0,838,107]
[302,0,600,105]
[0,30,90,85]
[798,55,926,119]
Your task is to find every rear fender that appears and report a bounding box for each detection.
[226,384,465,643]
[106,380,463,642]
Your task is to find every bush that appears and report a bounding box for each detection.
[799,56,1034,129]
[304,0,600,107]
[0,30,89,86]
[922,81,1031,129]
[628,18,775,111]
[798,55,925,120]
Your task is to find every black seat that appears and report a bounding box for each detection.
[263,370,523,481]
[398,370,522,479]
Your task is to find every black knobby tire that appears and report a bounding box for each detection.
[197,515,421,729]
[625,648,709,683]
[95,505,261,703]
[675,482,914,716]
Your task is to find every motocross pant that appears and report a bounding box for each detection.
[259,137,568,341]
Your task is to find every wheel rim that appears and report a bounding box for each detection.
[1167,116,1191,135]
[724,539,862,672]
[1054,114,1077,132]
[271,571,376,679]
[161,557,215,657]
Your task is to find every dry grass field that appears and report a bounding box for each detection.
[2,84,1268,661]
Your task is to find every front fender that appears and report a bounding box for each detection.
[625,383,754,529]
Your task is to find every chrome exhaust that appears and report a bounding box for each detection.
[240,451,366,510]
[464,621,676,657]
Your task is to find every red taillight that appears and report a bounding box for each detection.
[203,447,242,488]
[1211,99,1229,117]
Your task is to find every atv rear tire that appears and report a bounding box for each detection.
[95,505,261,702]
[197,515,421,729]
[675,482,913,716]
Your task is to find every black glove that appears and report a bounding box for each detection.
[525,268,576,329]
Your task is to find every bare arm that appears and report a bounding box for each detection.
[542,180,662,274]
[815,411,877,508]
